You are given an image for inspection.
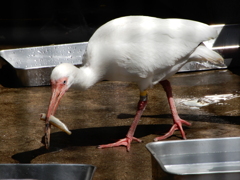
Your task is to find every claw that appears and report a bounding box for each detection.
[154,119,191,141]
[98,137,142,152]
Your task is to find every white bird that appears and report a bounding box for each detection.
[44,16,224,151]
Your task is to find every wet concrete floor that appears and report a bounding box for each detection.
[0,68,240,180]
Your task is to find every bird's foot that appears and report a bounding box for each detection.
[154,119,191,141]
[98,137,142,152]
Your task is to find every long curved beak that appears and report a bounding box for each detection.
[45,81,67,149]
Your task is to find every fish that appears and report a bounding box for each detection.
[40,113,72,135]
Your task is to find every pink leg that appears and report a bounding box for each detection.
[154,80,191,141]
[98,94,147,151]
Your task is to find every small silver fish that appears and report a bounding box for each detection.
[40,113,72,135]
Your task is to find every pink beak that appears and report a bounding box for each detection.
[45,78,68,149]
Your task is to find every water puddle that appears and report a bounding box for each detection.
[181,94,240,109]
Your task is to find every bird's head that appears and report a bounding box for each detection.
[51,63,77,89]
[45,63,77,148]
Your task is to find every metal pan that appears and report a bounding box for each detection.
[0,42,87,86]
[146,137,240,180]
[0,164,96,180]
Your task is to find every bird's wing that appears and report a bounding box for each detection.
[88,16,218,80]
[115,17,217,77]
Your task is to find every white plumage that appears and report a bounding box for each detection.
[45,16,223,150]
[52,16,222,91]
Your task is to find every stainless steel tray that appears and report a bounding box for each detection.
[146,137,240,180]
[0,164,96,180]
[0,42,87,86]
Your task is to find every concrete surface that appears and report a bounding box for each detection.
[0,68,240,180]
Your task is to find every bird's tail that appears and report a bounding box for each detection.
[189,43,225,66]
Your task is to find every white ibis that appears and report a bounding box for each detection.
[45,16,224,151]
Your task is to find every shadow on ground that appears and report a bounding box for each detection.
[12,113,240,163]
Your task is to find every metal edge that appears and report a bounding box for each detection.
[0,42,88,53]
[0,42,88,70]
[0,164,97,180]
[146,137,240,176]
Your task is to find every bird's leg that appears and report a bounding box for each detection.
[98,90,148,151]
[154,80,191,141]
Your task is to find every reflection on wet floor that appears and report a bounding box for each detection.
[0,69,240,180]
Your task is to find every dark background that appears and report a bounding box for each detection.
[0,0,240,45]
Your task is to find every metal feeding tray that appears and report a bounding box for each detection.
[146,137,240,180]
[0,42,87,86]
[0,164,96,180]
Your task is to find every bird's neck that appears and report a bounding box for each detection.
[74,66,102,90]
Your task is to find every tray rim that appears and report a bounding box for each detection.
[146,137,240,176]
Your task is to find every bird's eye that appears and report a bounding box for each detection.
[63,80,67,84]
